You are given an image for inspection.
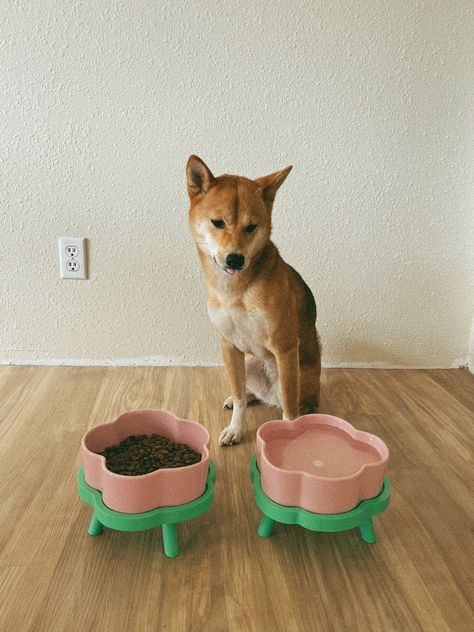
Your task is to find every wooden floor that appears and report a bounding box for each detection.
[0,366,473,632]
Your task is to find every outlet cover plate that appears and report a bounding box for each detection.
[58,236,87,279]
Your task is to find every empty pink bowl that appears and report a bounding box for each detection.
[81,409,210,514]
[256,414,389,514]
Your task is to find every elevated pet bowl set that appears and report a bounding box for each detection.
[79,411,390,557]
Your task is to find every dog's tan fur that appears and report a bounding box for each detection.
[186,155,321,445]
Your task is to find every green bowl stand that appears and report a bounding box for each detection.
[77,461,216,558]
[250,455,390,543]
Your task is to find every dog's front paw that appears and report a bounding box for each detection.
[219,425,243,446]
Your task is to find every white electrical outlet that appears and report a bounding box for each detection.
[65,245,79,257]
[58,237,87,279]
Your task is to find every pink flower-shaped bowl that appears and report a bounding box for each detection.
[256,414,389,514]
[81,409,210,514]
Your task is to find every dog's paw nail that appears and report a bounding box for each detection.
[219,426,242,446]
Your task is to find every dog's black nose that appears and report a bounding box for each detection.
[226,253,245,269]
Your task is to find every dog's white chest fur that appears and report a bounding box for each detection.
[207,305,269,357]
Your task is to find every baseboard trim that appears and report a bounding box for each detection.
[0,358,466,369]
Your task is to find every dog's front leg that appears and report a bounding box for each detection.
[219,338,246,446]
[275,346,300,420]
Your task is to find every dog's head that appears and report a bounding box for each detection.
[186,155,291,277]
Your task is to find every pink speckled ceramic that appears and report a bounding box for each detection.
[81,409,210,514]
[256,414,389,514]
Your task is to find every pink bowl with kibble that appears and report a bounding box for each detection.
[81,409,210,514]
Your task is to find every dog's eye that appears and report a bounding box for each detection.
[211,219,225,229]
[244,224,257,234]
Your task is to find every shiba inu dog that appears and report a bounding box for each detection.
[186,155,321,445]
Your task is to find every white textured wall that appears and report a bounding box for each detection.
[1,1,473,368]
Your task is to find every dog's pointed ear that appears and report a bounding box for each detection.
[254,166,292,205]
[186,155,216,198]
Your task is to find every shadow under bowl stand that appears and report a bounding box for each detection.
[77,462,216,558]
[250,455,390,543]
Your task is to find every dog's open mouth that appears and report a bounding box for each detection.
[214,257,242,276]
[224,267,240,276]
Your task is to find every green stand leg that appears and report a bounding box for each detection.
[258,515,276,538]
[162,523,179,557]
[359,517,376,544]
[88,512,103,536]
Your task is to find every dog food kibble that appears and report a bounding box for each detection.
[99,434,201,475]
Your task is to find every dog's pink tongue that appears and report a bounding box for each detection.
[226,268,238,276]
